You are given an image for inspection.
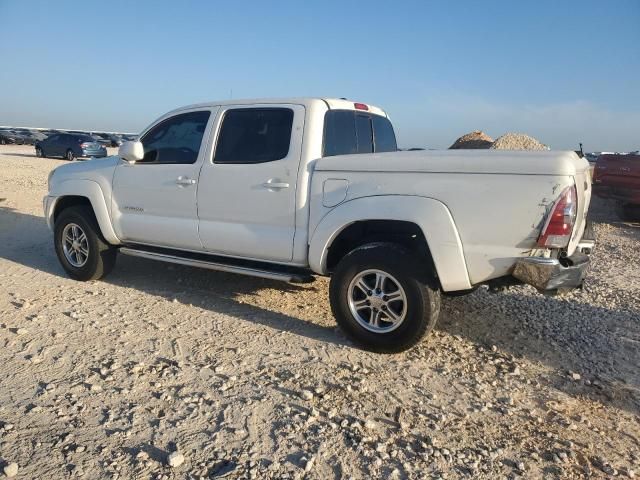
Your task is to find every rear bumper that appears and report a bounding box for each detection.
[80,150,107,158]
[513,223,595,293]
[513,253,590,292]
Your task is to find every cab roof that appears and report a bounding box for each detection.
[168,97,388,118]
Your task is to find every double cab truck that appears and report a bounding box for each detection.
[44,98,595,352]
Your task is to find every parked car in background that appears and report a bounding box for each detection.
[14,130,39,145]
[1,129,32,144]
[0,129,20,145]
[35,133,107,161]
[27,130,48,142]
[91,133,112,148]
[593,152,640,219]
[92,133,123,147]
[109,134,123,146]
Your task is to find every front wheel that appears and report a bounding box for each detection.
[329,243,441,353]
[35,147,43,157]
[54,206,117,281]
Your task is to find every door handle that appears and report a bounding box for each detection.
[176,176,196,186]
[262,179,290,190]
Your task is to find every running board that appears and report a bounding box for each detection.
[119,247,314,283]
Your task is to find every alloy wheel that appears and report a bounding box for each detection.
[62,223,89,267]
[347,269,408,333]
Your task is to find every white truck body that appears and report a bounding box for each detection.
[43,97,594,351]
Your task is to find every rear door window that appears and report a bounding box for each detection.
[214,108,294,164]
[323,110,357,157]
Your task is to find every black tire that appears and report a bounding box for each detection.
[35,147,43,158]
[54,205,116,281]
[329,242,441,353]
[66,149,76,161]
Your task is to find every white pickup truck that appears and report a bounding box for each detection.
[44,98,595,352]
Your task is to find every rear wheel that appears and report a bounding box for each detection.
[35,147,43,157]
[66,149,76,161]
[54,206,116,281]
[329,242,441,353]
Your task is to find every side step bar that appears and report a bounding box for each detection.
[119,247,315,283]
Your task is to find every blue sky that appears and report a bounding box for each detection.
[0,0,638,151]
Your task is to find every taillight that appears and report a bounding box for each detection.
[354,102,368,111]
[80,142,89,148]
[537,186,577,248]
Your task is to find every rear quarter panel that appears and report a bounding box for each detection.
[309,170,575,287]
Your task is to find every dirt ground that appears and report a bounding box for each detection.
[0,144,639,479]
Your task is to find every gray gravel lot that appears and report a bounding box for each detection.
[0,145,639,479]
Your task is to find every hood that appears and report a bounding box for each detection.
[315,150,590,176]
[53,155,119,175]
[50,155,120,187]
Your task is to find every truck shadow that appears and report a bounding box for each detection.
[103,254,348,348]
[0,205,349,349]
[1,205,638,414]
[1,152,40,158]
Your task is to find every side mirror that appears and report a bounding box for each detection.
[118,141,144,163]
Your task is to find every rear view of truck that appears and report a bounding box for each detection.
[513,160,595,293]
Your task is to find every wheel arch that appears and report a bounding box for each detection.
[308,195,472,292]
[48,180,120,245]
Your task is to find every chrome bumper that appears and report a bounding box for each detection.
[513,253,591,293]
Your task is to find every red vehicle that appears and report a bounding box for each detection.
[593,152,640,219]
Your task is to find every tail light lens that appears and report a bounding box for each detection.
[537,186,577,248]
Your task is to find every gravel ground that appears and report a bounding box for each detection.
[1,145,639,479]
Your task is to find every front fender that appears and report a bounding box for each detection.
[308,195,471,292]
[46,179,120,245]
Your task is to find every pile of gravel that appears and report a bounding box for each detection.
[490,132,547,150]
[449,131,493,150]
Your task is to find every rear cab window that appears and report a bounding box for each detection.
[323,110,397,157]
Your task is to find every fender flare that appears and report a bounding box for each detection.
[47,179,121,245]
[308,195,471,292]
